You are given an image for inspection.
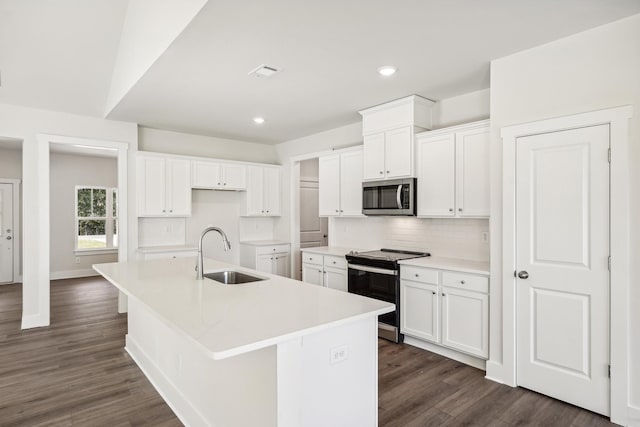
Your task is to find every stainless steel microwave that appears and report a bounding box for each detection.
[362,178,416,216]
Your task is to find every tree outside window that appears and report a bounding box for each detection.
[76,186,118,250]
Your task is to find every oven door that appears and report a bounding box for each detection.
[347,263,398,328]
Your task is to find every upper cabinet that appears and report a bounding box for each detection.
[137,155,191,217]
[318,147,364,217]
[415,120,490,218]
[192,160,246,190]
[359,95,435,181]
[244,165,281,217]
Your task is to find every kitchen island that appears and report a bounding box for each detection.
[94,257,393,427]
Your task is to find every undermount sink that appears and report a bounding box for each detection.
[203,270,265,285]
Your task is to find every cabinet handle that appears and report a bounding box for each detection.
[340,209,344,213]
[442,293,446,297]
[379,171,383,175]
[432,291,436,295]
[386,170,390,174]
[415,273,419,277]
[460,280,465,284]
[224,182,227,186]
[332,261,336,264]
[458,208,462,212]
[162,209,166,213]
[218,182,221,185]
[169,209,173,213]
[449,208,453,212]
[261,210,264,213]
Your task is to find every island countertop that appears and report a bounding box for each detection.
[94,257,394,361]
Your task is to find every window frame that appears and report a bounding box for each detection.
[74,185,118,253]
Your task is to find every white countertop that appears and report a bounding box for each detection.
[137,244,198,254]
[239,240,290,246]
[398,256,490,275]
[300,246,364,257]
[94,257,393,360]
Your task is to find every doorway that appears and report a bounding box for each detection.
[0,137,23,285]
[514,125,610,415]
[299,158,328,277]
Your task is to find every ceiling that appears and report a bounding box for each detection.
[2,1,640,144]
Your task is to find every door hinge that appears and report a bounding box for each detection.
[608,364,611,378]
[608,148,611,163]
[608,256,611,271]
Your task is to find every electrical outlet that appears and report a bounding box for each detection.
[481,232,489,243]
[330,345,348,365]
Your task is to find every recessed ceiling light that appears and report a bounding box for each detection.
[378,66,397,77]
[253,117,265,124]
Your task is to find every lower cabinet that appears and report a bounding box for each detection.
[240,243,291,278]
[301,251,347,292]
[400,265,489,359]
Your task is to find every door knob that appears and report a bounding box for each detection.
[517,270,529,279]
[6,236,12,240]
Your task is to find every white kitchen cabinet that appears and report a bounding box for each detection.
[301,251,348,291]
[137,155,191,217]
[240,242,290,277]
[318,147,363,217]
[415,120,490,218]
[400,264,489,359]
[192,161,246,190]
[137,247,198,260]
[244,166,281,216]
[359,96,435,181]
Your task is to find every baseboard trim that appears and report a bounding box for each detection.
[125,335,207,427]
[485,360,506,385]
[628,404,640,421]
[403,336,486,370]
[21,313,50,329]
[50,269,99,280]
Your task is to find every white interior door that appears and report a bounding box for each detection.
[0,183,14,284]
[516,124,610,415]
[300,181,328,248]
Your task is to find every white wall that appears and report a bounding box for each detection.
[488,13,640,421]
[139,127,279,163]
[0,103,137,328]
[49,152,118,278]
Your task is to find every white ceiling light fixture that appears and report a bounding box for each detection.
[248,64,281,78]
[378,66,397,77]
[253,117,265,124]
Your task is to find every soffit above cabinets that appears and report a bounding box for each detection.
[2,1,640,144]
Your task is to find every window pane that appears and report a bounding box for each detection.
[93,189,106,216]
[78,219,106,249]
[77,188,92,217]
[113,219,118,248]
[112,190,117,217]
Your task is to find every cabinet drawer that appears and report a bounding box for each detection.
[323,255,347,270]
[442,271,488,293]
[302,252,322,266]
[256,244,290,255]
[400,266,439,285]
[142,250,197,260]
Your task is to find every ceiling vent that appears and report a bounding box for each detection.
[248,64,281,78]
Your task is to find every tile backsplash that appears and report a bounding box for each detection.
[330,216,489,262]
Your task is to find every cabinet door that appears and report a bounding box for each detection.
[416,134,456,216]
[192,161,221,188]
[384,126,412,178]
[137,156,166,216]
[263,167,281,216]
[244,166,264,216]
[441,287,489,358]
[400,280,439,343]
[302,263,324,286]
[339,149,364,216]
[273,253,290,278]
[318,154,341,216]
[363,133,386,180]
[256,254,274,274]
[455,127,490,217]
[221,164,247,190]
[324,267,347,292]
[166,158,192,216]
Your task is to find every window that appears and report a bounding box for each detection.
[75,186,118,251]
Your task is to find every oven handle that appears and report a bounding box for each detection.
[396,184,402,209]
[348,263,398,276]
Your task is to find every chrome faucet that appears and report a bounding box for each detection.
[196,226,231,280]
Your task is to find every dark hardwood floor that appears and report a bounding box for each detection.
[0,277,614,426]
